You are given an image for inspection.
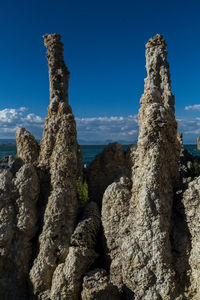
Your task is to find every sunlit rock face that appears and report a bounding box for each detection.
[125,34,181,299]
[1,33,200,300]
[29,34,79,299]
[182,179,200,299]
[102,34,182,299]
[16,127,39,164]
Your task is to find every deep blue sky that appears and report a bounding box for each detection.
[0,0,200,142]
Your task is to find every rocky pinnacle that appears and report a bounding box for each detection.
[102,34,181,300]
[125,34,181,299]
[1,33,199,299]
[43,33,70,104]
[30,34,78,299]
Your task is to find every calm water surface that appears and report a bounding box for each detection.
[0,141,199,165]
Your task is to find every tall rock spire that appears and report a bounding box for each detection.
[125,33,181,299]
[43,33,70,104]
[30,34,79,299]
[144,34,174,106]
[102,34,181,299]
[39,34,74,169]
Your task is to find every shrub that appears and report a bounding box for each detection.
[77,180,89,207]
[192,159,200,177]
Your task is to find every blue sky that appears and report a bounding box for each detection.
[0,0,200,143]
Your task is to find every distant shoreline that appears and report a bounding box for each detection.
[0,139,198,146]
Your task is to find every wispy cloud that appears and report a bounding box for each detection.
[177,116,200,142]
[0,107,44,138]
[1,107,200,143]
[76,115,138,142]
[0,107,139,142]
[184,104,200,111]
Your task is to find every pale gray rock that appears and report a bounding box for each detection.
[16,127,39,164]
[50,202,100,300]
[123,34,181,299]
[0,170,15,258]
[0,164,40,299]
[38,33,72,170]
[1,32,199,300]
[102,34,181,299]
[177,132,200,185]
[30,187,78,298]
[8,155,15,167]
[102,177,132,290]
[81,268,121,300]
[30,33,79,298]
[125,144,137,177]
[179,177,200,299]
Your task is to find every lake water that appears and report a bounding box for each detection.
[0,140,199,165]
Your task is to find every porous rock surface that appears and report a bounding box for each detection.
[0,164,40,299]
[16,127,39,164]
[50,201,100,300]
[178,133,200,183]
[0,34,82,300]
[102,176,132,290]
[0,33,200,300]
[125,34,181,299]
[81,268,121,300]
[29,33,79,299]
[172,175,200,300]
[102,34,184,299]
[181,178,200,299]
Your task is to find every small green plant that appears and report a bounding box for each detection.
[192,159,200,177]
[77,180,89,207]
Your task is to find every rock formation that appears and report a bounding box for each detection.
[16,127,39,164]
[81,269,120,300]
[0,165,40,299]
[0,33,200,300]
[125,34,181,299]
[29,33,79,299]
[176,132,200,186]
[87,142,130,205]
[0,33,81,300]
[102,176,132,291]
[50,202,100,299]
[102,34,182,299]
[180,178,200,299]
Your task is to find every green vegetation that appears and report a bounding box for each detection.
[77,180,89,207]
[192,159,200,177]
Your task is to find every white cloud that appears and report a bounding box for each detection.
[0,107,139,142]
[1,106,200,144]
[184,104,200,111]
[0,107,44,138]
[76,115,138,142]
[177,116,200,142]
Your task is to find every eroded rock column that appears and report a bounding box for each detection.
[0,165,40,299]
[102,34,181,299]
[50,202,100,300]
[179,178,200,299]
[16,127,39,164]
[124,34,181,299]
[30,34,79,299]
